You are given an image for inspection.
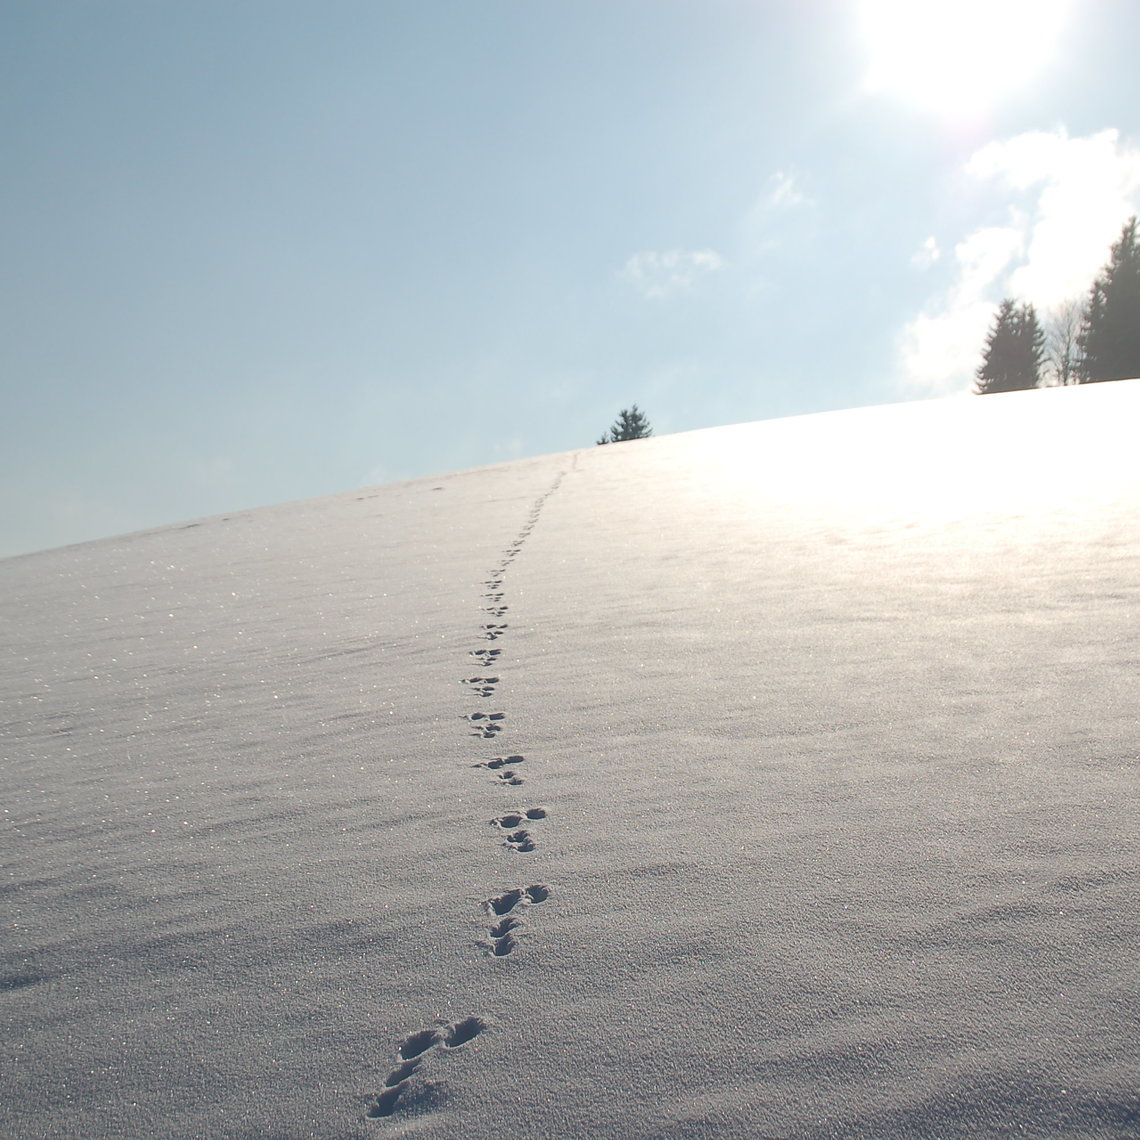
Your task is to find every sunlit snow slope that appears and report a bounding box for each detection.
[3,383,1138,1140]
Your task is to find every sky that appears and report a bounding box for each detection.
[2,0,1139,559]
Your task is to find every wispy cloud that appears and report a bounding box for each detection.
[621,248,725,299]
[897,127,1140,395]
[759,170,805,213]
[740,170,811,255]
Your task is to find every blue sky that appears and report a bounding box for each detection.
[2,0,1139,558]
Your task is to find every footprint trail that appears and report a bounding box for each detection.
[366,463,572,1123]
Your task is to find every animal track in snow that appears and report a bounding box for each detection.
[482,604,508,618]
[470,647,501,669]
[384,1058,421,1086]
[488,915,520,956]
[493,807,546,827]
[465,711,505,739]
[473,754,525,786]
[473,754,523,770]
[483,885,550,956]
[480,623,508,641]
[398,1029,440,1060]
[461,676,499,699]
[487,887,523,915]
[365,1017,487,1120]
[492,807,547,853]
[441,1016,485,1048]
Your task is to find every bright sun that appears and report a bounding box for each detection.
[859,0,1068,118]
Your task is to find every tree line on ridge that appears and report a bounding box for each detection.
[595,218,1139,439]
[975,216,1140,394]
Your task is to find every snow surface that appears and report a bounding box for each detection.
[2,382,1139,1139]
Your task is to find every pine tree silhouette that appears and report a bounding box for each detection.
[597,405,653,444]
[975,299,1043,394]
[1079,216,1140,383]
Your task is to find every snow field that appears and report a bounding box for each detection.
[2,382,1138,1137]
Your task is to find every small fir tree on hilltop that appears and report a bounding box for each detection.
[975,299,1044,394]
[1079,216,1140,383]
[597,404,653,444]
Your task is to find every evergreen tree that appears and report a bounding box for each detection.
[1078,216,1140,383]
[974,299,1044,394]
[597,404,652,444]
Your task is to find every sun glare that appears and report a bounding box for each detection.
[859,0,1067,118]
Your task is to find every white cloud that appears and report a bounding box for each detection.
[953,225,1026,296]
[911,236,941,269]
[899,226,1024,395]
[621,248,725,299]
[970,128,1140,306]
[897,127,1140,395]
[898,302,995,396]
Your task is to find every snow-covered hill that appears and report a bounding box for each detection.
[3,383,1138,1139]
